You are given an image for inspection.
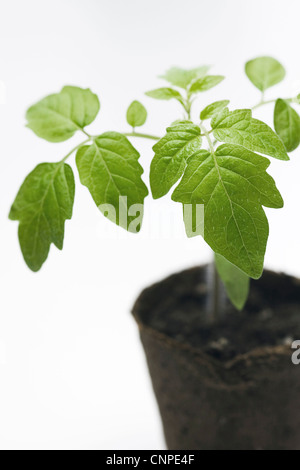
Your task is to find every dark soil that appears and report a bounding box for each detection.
[133,266,300,449]
[136,265,300,361]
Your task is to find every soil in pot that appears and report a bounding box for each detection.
[132,266,300,450]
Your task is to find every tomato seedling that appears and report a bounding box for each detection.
[10,57,300,313]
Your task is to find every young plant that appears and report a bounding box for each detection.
[9,57,300,312]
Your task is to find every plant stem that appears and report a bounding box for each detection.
[60,138,91,163]
[252,98,275,110]
[185,101,191,120]
[124,132,160,141]
[252,97,293,110]
[199,122,218,164]
[200,123,226,323]
[60,131,160,166]
[81,129,92,138]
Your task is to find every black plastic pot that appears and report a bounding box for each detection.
[132,266,300,450]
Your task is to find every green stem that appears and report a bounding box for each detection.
[199,127,214,137]
[185,102,191,120]
[124,132,160,141]
[252,98,275,110]
[200,122,219,167]
[82,129,92,138]
[184,96,192,120]
[252,97,293,110]
[60,132,160,166]
[200,122,225,322]
[60,138,91,163]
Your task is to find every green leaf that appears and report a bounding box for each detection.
[172,143,283,279]
[126,100,147,128]
[215,253,250,310]
[76,132,148,232]
[160,66,210,89]
[212,108,289,161]
[145,88,183,101]
[189,75,224,94]
[274,99,300,152]
[26,86,100,142]
[245,56,285,92]
[150,122,202,199]
[9,163,75,272]
[200,100,230,120]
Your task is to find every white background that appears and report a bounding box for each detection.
[1,0,300,450]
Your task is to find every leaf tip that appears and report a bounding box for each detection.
[8,206,15,221]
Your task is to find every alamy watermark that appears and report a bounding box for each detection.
[291,340,300,365]
[97,196,204,240]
